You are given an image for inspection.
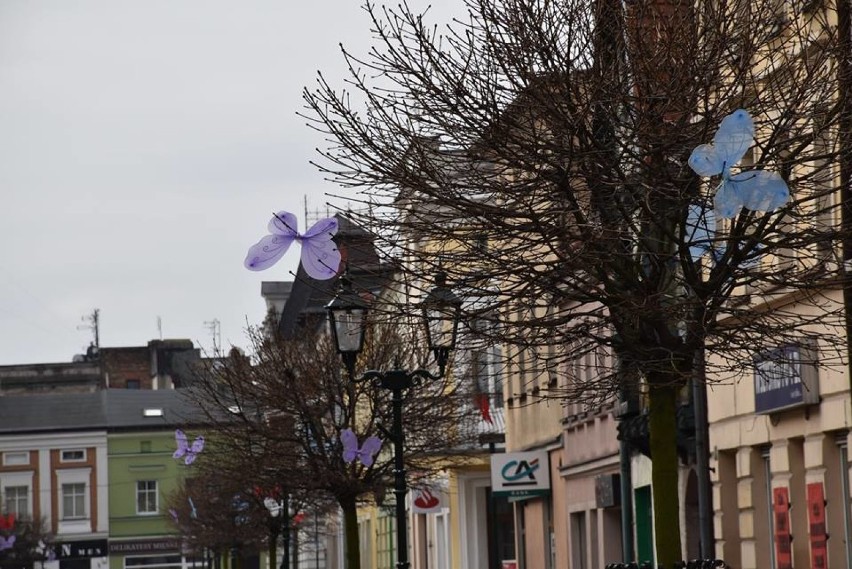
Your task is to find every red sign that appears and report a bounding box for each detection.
[412,486,444,514]
[773,486,792,569]
[807,482,828,569]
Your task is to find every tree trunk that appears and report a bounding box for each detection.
[340,496,360,569]
[649,381,682,568]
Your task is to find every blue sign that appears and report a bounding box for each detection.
[753,345,819,414]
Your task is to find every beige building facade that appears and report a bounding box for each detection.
[708,290,851,569]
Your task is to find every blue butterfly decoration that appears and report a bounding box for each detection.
[688,109,790,219]
[685,203,723,263]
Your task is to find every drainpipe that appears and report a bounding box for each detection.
[619,434,635,562]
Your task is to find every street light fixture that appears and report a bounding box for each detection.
[326,272,461,569]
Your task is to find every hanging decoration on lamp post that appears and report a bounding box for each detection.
[326,272,461,569]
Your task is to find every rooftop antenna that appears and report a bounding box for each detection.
[204,318,221,354]
[78,308,100,350]
[157,316,163,340]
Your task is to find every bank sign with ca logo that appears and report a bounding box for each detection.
[491,450,551,498]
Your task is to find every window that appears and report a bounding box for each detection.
[61,449,86,462]
[570,511,587,569]
[376,512,395,569]
[2,452,29,466]
[136,481,158,514]
[4,486,28,517]
[358,518,372,569]
[62,483,86,520]
[126,379,141,389]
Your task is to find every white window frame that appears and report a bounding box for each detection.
[0,471,33,518]
[136,480,158,515]
[60,449,87,463]
[2,452,29,466]
[56,468,90,533]
[4,485,29,518]
[62,483,86,520]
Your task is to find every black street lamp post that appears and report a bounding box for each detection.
[326,273,461,569]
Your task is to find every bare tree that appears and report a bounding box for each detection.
[303,0,850,564]
[180,323,476,569]
[0,514,54,569]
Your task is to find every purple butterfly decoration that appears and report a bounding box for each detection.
[341,428,382,467]
[244,211,341,281]
[0,534,15,552]
[37,540,55,561]
[173,429,205,465]
[168,508,179,523]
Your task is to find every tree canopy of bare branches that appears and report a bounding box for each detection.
[179,323,478,569]
[303,0,851,564]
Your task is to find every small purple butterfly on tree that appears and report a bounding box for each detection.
[173,429,205,465]
[0,534,15,552]
[37,539,55,562]
[244,211,341,281]
[341,428,382,467]
[168,508,179,523]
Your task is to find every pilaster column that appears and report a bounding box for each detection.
[736,447,758,569]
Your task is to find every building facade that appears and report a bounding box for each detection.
[708,291,851,569]
[0,390,213,569]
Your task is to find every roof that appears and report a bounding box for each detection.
[278,214,395,338]
[0,389,209,435]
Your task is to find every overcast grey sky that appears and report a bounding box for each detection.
[0,1,460,365]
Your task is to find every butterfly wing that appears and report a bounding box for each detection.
[190,435,205,454]
[688,143,724,177]
[714,109,754,169]
[685,203,719,262]
[244,233,296,271]
[301,239,341,280]
[269,211,299,236]
[189,497,198,519]
[341,428,358,463]
[184,435,204,465]
[731,170,790,213]
[358,436,383,467]
[300,218,341,280]
[173,429,188,459]
[0,535,15,551]
[714,179,745,219]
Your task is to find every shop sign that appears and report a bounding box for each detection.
[491,450,550,498]
[412,486,445,514]
[808,482,828,569]
[773,487,792,569]
[109,539,181,554]
[55,539,109,559]
[753,344,819,415]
